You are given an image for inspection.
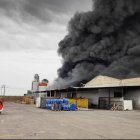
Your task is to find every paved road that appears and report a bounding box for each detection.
[0,102,140,139]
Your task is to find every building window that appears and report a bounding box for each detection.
[51,92,54,97]
[47,93,50,97]
[67,93,72,98]
[72,93,76,98]
[114,92,122,97]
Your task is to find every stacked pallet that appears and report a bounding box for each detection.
[111,103,120,111]
[22,97,35,104]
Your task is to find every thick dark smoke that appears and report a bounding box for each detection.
[51,0,140,89]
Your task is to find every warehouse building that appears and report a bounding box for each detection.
[74,75,140,109]
[47,75,140,110]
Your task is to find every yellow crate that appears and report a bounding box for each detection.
[69,99,76,104]
[68,98,88,109]
[77,99,88,108]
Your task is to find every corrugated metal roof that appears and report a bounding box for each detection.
[85,75,122,88]
[122,77,140,86]
[85,75,140,88]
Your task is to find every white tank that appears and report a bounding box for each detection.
[32,81,39,92]
[36,97,41,108]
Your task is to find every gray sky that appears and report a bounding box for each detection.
[0,0,92,95]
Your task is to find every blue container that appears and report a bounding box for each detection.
[50,99,53,104]
[54,99,57,104]
[70,104,76,111]
[62,104,69,111]
[51,99,54,104]
[58,104,62,111]
[63,106,69,111]
[47,99,50,104]
[63,98,69,105]
[59,99,63,104]
[49,99,52,104]
[52,99,54,104]
[56,99,60,104]
[47,104,52,110]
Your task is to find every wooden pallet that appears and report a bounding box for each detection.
[111,103,119,111]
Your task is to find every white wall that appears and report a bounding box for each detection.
[77,88,114,105]
[124,88,140,109]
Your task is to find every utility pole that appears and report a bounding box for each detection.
[1,85,5,96]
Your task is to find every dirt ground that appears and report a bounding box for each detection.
[0,102,140,139]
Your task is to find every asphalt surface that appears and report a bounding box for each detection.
[0,102,140,139]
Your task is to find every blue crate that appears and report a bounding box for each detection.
[63,98,69,105]
[47,104,52,110]
[62,104,69,111]
[70,104,76,111]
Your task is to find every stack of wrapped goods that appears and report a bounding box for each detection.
[25,97,30,104]
[22,97,35,104]
[45,98,77,111]
[30,98,35,104]
[62,99,69,111]
[46,99,52,110]
[46,99,63,111]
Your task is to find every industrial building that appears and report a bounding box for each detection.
[25,74,49,98]
[46,75,140,110]
[77,75,140,109]
[32,74,40,93]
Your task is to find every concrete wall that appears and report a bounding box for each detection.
[77,88,114,106]
[124,88,140,109]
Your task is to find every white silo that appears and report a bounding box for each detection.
[32,74,40,92]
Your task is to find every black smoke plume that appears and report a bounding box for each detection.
[51,0,140,89]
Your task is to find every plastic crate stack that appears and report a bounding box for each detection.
[46,98,76,111]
